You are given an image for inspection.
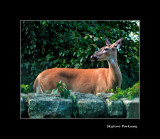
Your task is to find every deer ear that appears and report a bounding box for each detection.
[114,38,123,49]
[105,38,111,45]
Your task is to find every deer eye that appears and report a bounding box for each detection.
[104,48,109,51]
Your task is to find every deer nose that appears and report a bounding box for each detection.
[90,55,98,61]
[90,55,94,59]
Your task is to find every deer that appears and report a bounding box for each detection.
[33,37,123,95]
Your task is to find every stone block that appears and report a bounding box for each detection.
[121,97,139,118]
[77,98,105,118]
[28,95,73,118]
[106,99,125,117]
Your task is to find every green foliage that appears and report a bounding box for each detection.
[69,95,78,118]
[109,82,139,100]
[50,88,58,95]
[21,21,139,91]
[105,88,114,93]
[109,95,118,101]
[54,81,71,99]
[125,82,139,99]
[21,84,32,94]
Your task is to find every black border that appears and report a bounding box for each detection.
[13,15,146,133]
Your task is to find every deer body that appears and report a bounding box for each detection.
[33,38,123,95]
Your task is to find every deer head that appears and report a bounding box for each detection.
[90,38,123,62]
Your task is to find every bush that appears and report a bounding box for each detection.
[109,82,140,100]
[21,84,32,94]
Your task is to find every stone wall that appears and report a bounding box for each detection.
[21,92,139,119]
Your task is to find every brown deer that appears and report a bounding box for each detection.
[33,38,123,95]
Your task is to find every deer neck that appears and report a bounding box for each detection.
[107,57,122,90]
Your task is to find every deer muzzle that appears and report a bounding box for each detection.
[90,55,98,62]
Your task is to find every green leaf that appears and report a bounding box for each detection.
[74,63,80,68]
[73,52,76,56]
[53,59,59,64]
[126,59,130,63]
[43,40,47,46]
[84,36,89,40]
[119,50,124,54]
[62,82,67,88]
[80,57,84,63]
[56,81,62,88]
[77,53,81,57]
[51,89,59,94]
[94,37,98,42]
[28,50,31,54]
[60,39,63,43]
